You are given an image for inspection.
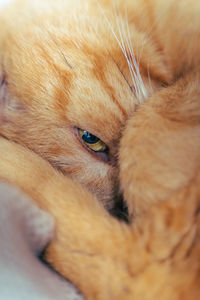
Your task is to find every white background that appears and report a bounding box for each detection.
[0,0,12,10]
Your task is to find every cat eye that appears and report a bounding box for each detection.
[78,128,108,153]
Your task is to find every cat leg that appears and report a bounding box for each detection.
[0,62,200,300]
[118,66,200,298]
[120,66,200,218]
[0,137,148,299]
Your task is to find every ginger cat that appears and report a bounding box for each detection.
[0,67,199,299]
[0,0,175,215]
[0,0,200,299]
[1,0,200,210]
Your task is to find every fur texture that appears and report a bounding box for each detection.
[0,0,174,212]
[0,68,200,298]
[0,0,200,299]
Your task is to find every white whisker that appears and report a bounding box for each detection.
[112,0,147,102]
[124,6,148,101]
[94,0,148,103]
[113,4,141,98]
[119,12,142,99]
[94,0,126,56]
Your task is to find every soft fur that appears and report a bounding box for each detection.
[0,0,200,299]
[0,0,175,212]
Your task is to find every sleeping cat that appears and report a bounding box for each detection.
[1,0,200,211]
[0,0,173,216]
[0,66,199,300]
[0,0,200,299]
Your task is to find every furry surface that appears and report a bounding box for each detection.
[0,66,199,298]
[0,0,173,212]
[0,1,81,298]
[0,0,200,299]
[1,0,200,211]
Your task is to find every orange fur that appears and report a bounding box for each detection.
[0,0,200,299]
[0,0,174,211]
[0,68,199,299]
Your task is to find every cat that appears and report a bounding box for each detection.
[0,0,200,299]
[0,66,199,299]
[1,0,200,213]
[0,0,173,217]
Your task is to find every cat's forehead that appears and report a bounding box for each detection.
[0,0,170,143]
[1,0,169,109]
[48,41,138,143]
[3,29,138,142]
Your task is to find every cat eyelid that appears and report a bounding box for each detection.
[73,127,109,163]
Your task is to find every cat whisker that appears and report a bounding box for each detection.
[111,0,141,99]
[113,4,139,97]
[95,0,147,104]
[86,15,135,95]
[123,5,148,100]
[124,8,148,101]
[94,0,127,61]
[93,0,139,97]
[117,9,142,100]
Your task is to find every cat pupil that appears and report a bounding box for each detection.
[82,131,99,144]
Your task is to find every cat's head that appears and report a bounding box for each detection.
[0,0,171,213]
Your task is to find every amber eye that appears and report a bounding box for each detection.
[78,129,108,152]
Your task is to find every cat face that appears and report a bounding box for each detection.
[0,0,170,211]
